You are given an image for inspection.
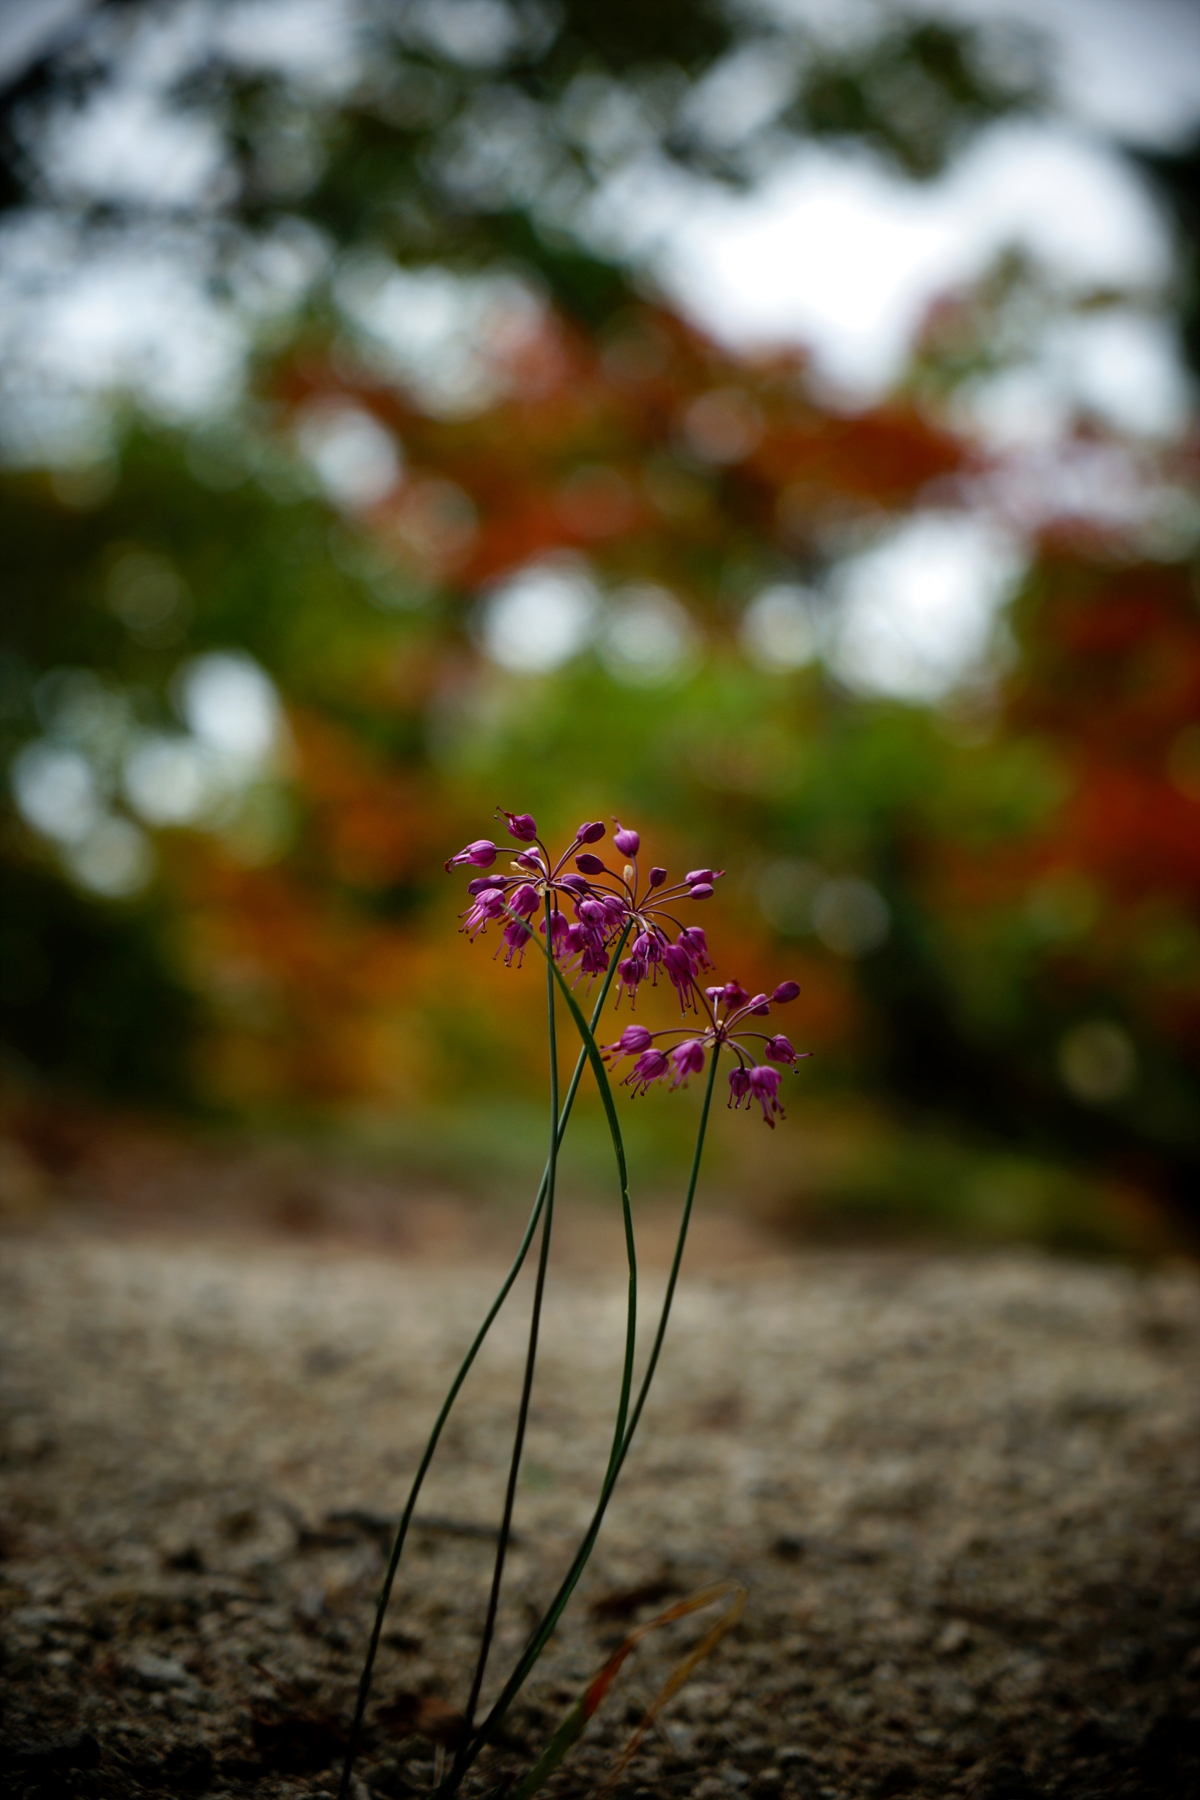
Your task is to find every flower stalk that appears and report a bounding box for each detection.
[341,810,808,1800]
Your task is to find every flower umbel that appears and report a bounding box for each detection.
[447,809,721,987]
[605,976,808,1126]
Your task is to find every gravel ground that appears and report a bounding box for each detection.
[2,1225,1200,1800]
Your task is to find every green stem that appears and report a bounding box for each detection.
[444,918,636,1790]
[445,1040,721,1792]
[455,897,562,1747]
[336,940,624,1800]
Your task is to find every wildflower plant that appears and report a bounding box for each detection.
[340,812,807,1800]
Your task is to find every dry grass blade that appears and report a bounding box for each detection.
[506,1579,745,1800]
[591,1579,746,1799]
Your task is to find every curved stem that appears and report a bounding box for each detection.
[442,1042,721,1793]
[336,949,624,1800]
[456,897,561,1743]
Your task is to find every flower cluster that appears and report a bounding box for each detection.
[446,811,808,1122]
[605,979,806,1127]
[445,811,720,983]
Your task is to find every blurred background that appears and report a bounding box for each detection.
[1,0,1198,1252]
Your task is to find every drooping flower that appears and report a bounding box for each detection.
[669,1039,706,1088]
[624,1047,671,1096]
[612,820,640,857]
[501,918,533,965]
[500,811,539,842]
[748,1064,785,1127]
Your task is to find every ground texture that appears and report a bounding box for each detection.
[2,1221,1200,1800]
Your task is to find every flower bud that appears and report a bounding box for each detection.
[445,838,498,872]
[467,874,506,895]
[648,866,667,888]
[723,981,749,1007]
[501,811,538,842]
[577,821,605,843]
[747,993,771,1015]
[685,868,724,885]
[765,1034,796,1065]
[612,820,640,856]
[687,883,714,900]
[575,853,606,874]
[612,1024,653,1056]
[772,981,801,1004]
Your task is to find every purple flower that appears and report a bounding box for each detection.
[445,839,498,872]
[501,918,532,965]
[463,887,508,937]
[578,821,606,844]
[468,874,506,895]
[575,853,606,874]
[687,884,714,900]
[662,942,694,1004]
[542,910,571,946]
[772,981,801,1004]
[612,820,640,857]
[617,955,646,1001]
[749,1065,784,1127]
[624,1048,670,1096]
[647,866,667,889]
[580,940,609,976]
[678,926,712,972]
[669,1039,706,1087]
[606,971,808,1125]
[509,883,540,919]
[685,868,725,886]
[501,811,538,842]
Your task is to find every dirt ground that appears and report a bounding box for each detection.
[2,1190,1200,1800]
